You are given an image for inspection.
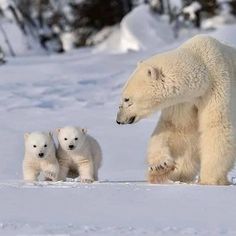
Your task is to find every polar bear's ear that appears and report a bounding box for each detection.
[81,128,87,134]
[147,66,161,80]
[24,132,30,139]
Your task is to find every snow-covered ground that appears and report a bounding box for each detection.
[1,181,236,235]
[1,6,236,235]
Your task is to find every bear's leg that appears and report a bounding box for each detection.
[23,166,39,182]
[57,157,70,181]
[93,166,98,181]
[169,148,199,183]
[147,104,199,184]
[78,160,94,183]
[43,163,59,182]
[58,165,69,181]
[93,149,102,181]
[147,119,176,184]
[199,94,235,185]
[93,155,101,181]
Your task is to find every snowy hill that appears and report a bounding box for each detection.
[0,6,236,235]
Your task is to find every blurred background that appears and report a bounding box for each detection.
[0,0,235,60]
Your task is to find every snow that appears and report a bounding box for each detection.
[0,0,11,11]
[0,5,236,235]
[0,20,29,56]
[202,10,236,30]
[1,181,236,235]
[210,24,236,46]
[60,31,76,52]
[95,5,174,53]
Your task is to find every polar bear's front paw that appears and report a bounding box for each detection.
[80,178,94,183]
[44,171,57,181]
[149,159,176,174]
[148,158,176,184]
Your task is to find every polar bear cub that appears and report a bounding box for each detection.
[56,126,102,183]
[23,132,59,182]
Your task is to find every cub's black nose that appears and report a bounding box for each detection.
[69,145,74,150]
[116,120,121,124]
[38,153,44,158]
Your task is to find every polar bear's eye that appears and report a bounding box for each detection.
[44,144,47,147]
[75,137,78,140]
[64,138,67,141]
[33,145,37,148]
[147,69,152,77]
[124,98,129,102]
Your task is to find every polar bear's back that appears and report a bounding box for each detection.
[182,35,236,74]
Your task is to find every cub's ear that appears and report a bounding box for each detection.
[147,66,162,80]
[137,60,143,66]
[24,132,30,139]
[49,132,53,138]
[81,128,87,134]
[55,128,61,135]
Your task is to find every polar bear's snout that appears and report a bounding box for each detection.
[116,111,123,124]
[116,109,136,125]
[38,152,44,158]
[68,144,75,150]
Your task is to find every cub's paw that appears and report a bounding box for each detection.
[148,158,176,184]
[44,171,57,181]
[80,178,94,183]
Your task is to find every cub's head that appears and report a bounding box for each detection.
[56,126,87,152]
[116,58,208,125]
[24,132,54,159]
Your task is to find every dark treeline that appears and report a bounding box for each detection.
[0,0,235,56]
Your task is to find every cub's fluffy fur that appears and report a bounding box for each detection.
[56,126,102,183]
[23,132,59,182]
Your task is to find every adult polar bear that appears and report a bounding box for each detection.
[116,35,236,185]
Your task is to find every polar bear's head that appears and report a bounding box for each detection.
[24,132,55,159]
[56,126,87,152]
[116,57,209,125]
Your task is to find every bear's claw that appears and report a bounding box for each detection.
[44,171,57,181]
[149,159,176,174]
[80,178,94,183]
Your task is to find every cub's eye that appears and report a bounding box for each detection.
[44,144,47,147]
[64,138,67,141]
[124,98,129,102]
[33,145,37,148]
[75,137,78,140]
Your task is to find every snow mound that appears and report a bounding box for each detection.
[209,24,236,46]
[95,5,174,53]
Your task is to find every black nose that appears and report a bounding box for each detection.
[38,153,44,157]
[69,145,74,150]
[116,120,121,124]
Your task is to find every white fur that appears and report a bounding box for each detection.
[56,126,102,182]
[117,35,236,185]
[23,132,59,182]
